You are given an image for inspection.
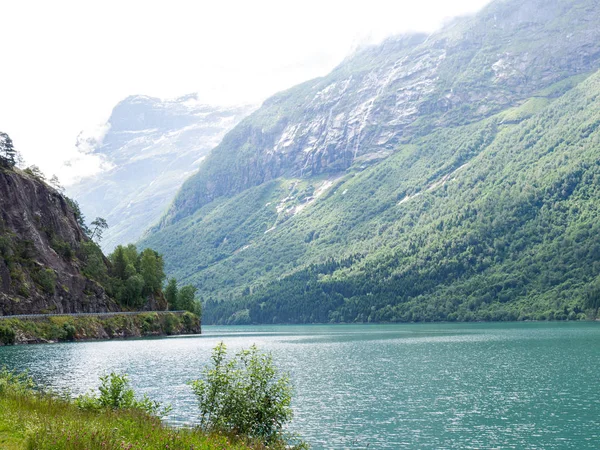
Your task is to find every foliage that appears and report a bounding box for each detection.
[65,197,90,235]
[164,277,202,315]
[0,379,295,450]
[0,132,18,168]
[76,373,170,418]
[189,343,293,443]
[146,66,600,325]
[0,366,305,450]
[49,174,65,193]
[0,313,199,344]
[0,325,16,345]
[32,268,56,294]
[165,278,178,309]
[24,165,45,180]
[79,241,109,283]
[97,244,167,308]
[0,367,35,396]
[89,217,109,243]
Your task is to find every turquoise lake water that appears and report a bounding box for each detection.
[1,322,599,449]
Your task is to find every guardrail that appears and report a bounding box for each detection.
[0,311,189,320]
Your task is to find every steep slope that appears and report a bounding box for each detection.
[141,0,600,323]
[0,166,118,315]
[205,70,600,323]
[155,0,600,227]
[67,94,254,251]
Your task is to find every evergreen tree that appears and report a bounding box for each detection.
[66,197,90,235]
[165,278,179,310]
[111,246,128,281]
[178,285,200,315]
[25,165,45,180]
[0,132,17,167]
[89,217,109,243]
[49,175,65,193]
[139,248,165,294]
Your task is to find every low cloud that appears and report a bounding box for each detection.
[59,122,114,185]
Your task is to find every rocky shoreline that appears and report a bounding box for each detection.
[0,311,201,345]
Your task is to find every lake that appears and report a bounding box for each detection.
[1,322,599,449]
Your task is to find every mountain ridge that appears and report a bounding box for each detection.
[140,0,600,324]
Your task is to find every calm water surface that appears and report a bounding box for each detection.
[1,322,599,449]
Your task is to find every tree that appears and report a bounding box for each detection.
[189,343,293,443]
[66,197,90,235]
[49,175,65,193]
[139,248,165,294]
[0,132,17,168]
[165,278,179,310]
[89,217,109,243]
[178,285,200,315]
[110,245,128,280]
[24,165,45,180]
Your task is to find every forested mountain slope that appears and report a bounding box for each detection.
[141,0,600,323]
[67,95,254,251]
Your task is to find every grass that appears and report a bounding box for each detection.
[0,393,292,450]
[0,365,306,450]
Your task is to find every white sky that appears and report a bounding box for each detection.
[0,0,492,184]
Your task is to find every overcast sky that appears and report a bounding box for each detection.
[0,0,492,184]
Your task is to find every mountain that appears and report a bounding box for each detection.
[141,0,600,324]
[67,94,255,251]
[0,164,118,315]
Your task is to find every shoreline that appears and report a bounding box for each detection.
[0,311,201,346]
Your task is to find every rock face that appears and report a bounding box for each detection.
[158,0,600,228]
[0,166,118,315]
[67,94,255,251]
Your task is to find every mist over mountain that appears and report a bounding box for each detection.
[67,95,255,251]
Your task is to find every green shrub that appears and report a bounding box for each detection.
[182,311,198,331]
[0,367,34,395]
[51,237,73,260]
[0,324,16,345]
[140,313,160,333]
[32,268,56,294]
[189,342,293,443]
[63,323,76,341]
[163,313,176,335]
[76,372,170,418]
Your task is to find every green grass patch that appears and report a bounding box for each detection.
[0,394,266,450]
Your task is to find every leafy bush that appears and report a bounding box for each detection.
[76,372,170,418]
[63,323,76,341]
[0,324,16,345]
[0,367,34,396]
[32,268,56,294]
[50,237,73,260]
[189,342,293,443]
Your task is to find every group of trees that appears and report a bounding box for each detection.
[106,244,166,308]
[165,278,202,315]
[80,241,201,314]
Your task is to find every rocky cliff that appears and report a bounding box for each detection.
[157,0,600,228]
[0,166,118,315]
